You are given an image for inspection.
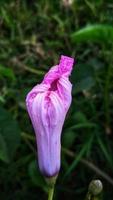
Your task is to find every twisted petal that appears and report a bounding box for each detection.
[26,55,74,177]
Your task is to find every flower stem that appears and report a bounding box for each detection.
[46,176,57,200]
[48,185,55,200]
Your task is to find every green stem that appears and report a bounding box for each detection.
[48,185,55,200]
[104,63,112,127]
[85,194,100,200]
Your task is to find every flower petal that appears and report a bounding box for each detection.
[25,55,75,177]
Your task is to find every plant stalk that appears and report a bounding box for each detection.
[48,185,55,200]
[46,176,57,200]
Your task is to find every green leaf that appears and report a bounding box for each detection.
[0,8,14,28]
[75,77,95,93]
[67,122,97,131]
[73,111,88,123]
[0,134,9,163]
[97,137,113,170]
[64,134,94,178]
[28,160,47,192]
[64,143,88,178]
[71,63,95,94]
[0,106,21,162]
[0,65,15,81]
[62,131,77,148]
[71,24,113,44]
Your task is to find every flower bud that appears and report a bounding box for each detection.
[26,55,74,177]
[88,180,103,196]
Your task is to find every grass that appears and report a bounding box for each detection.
[0,0,113,199]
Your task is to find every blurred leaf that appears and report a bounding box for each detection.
[62,131,77,148]
[0,134,9,163]
[85,0,103,6]
[0,65,16,81]
[0,106,21,162]
[64,142,88,178]
[85,0,96,16]
[71,24,113,44]
[28,160,47,192]
[97,137,113,170]
[0,96,5,103]
[64,134,94,178]
[85,133,94,157]
[75,77,95,93]
[73,111,88,123]
[0,7,14,28]
[71,63,95,94]
[67,122,97,131]
[88,58,104,70]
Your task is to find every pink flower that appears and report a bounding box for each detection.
[26,55,74,177]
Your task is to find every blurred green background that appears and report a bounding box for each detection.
[0,0,113,199]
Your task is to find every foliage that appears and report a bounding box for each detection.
[0,0,113,199]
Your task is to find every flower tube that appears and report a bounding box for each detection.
[26,55,74,177]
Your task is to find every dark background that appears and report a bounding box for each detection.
[0,0,113,199]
